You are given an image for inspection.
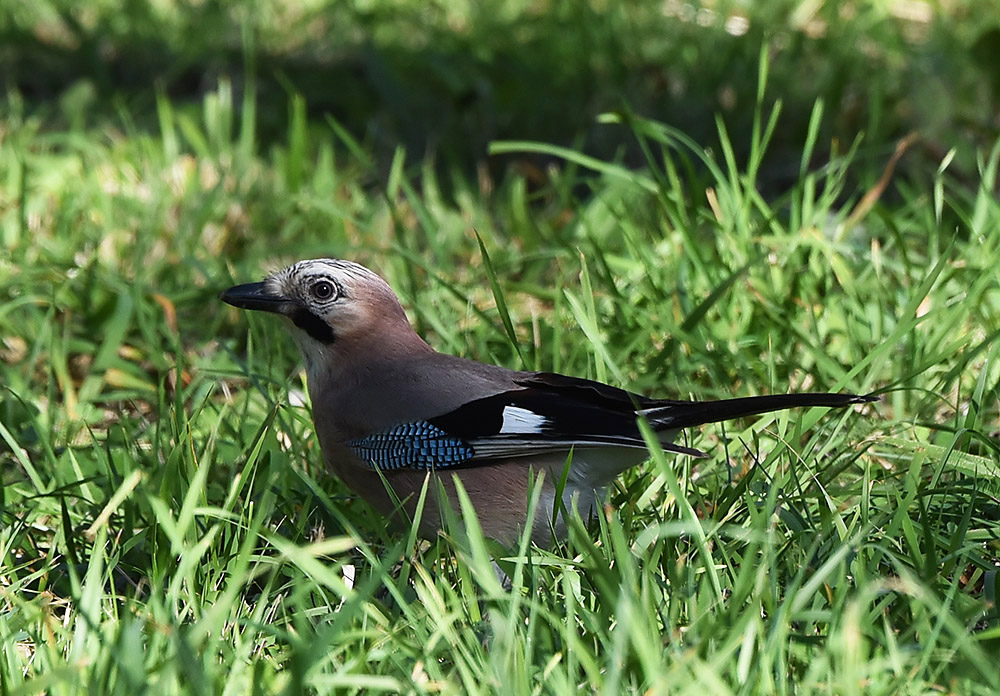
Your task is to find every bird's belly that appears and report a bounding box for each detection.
[327,445,650,547]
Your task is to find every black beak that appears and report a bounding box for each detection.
[219,282,292,314]
[221,280,336,343]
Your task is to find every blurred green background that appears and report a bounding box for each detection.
[5,0,999,183]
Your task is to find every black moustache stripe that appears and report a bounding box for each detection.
[290,308,335,344]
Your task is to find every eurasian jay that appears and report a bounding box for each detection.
[221,258,874,545]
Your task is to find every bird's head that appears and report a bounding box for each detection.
[221,258,426,377]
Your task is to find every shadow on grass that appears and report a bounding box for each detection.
[2,1,998,190]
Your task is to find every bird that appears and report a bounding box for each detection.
[221,258,875,546]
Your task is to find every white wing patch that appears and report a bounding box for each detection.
[499,406,548,434]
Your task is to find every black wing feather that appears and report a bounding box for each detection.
[515,372,661,409]
[428,384,707,460]
[430,389,637,440]
[520,372,876,430]
[355,370,875,471]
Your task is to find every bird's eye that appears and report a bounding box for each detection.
[311,280,336,301]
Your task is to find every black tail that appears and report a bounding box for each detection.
[643,392,877,431]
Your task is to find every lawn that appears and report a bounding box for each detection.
[1,1,999,694]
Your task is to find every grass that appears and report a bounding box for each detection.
[3,2,1000,694]
[4,0,999,185]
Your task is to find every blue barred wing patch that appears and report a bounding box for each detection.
[348,421,475,471]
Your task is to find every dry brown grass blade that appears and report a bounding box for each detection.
[840,131,919,237]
